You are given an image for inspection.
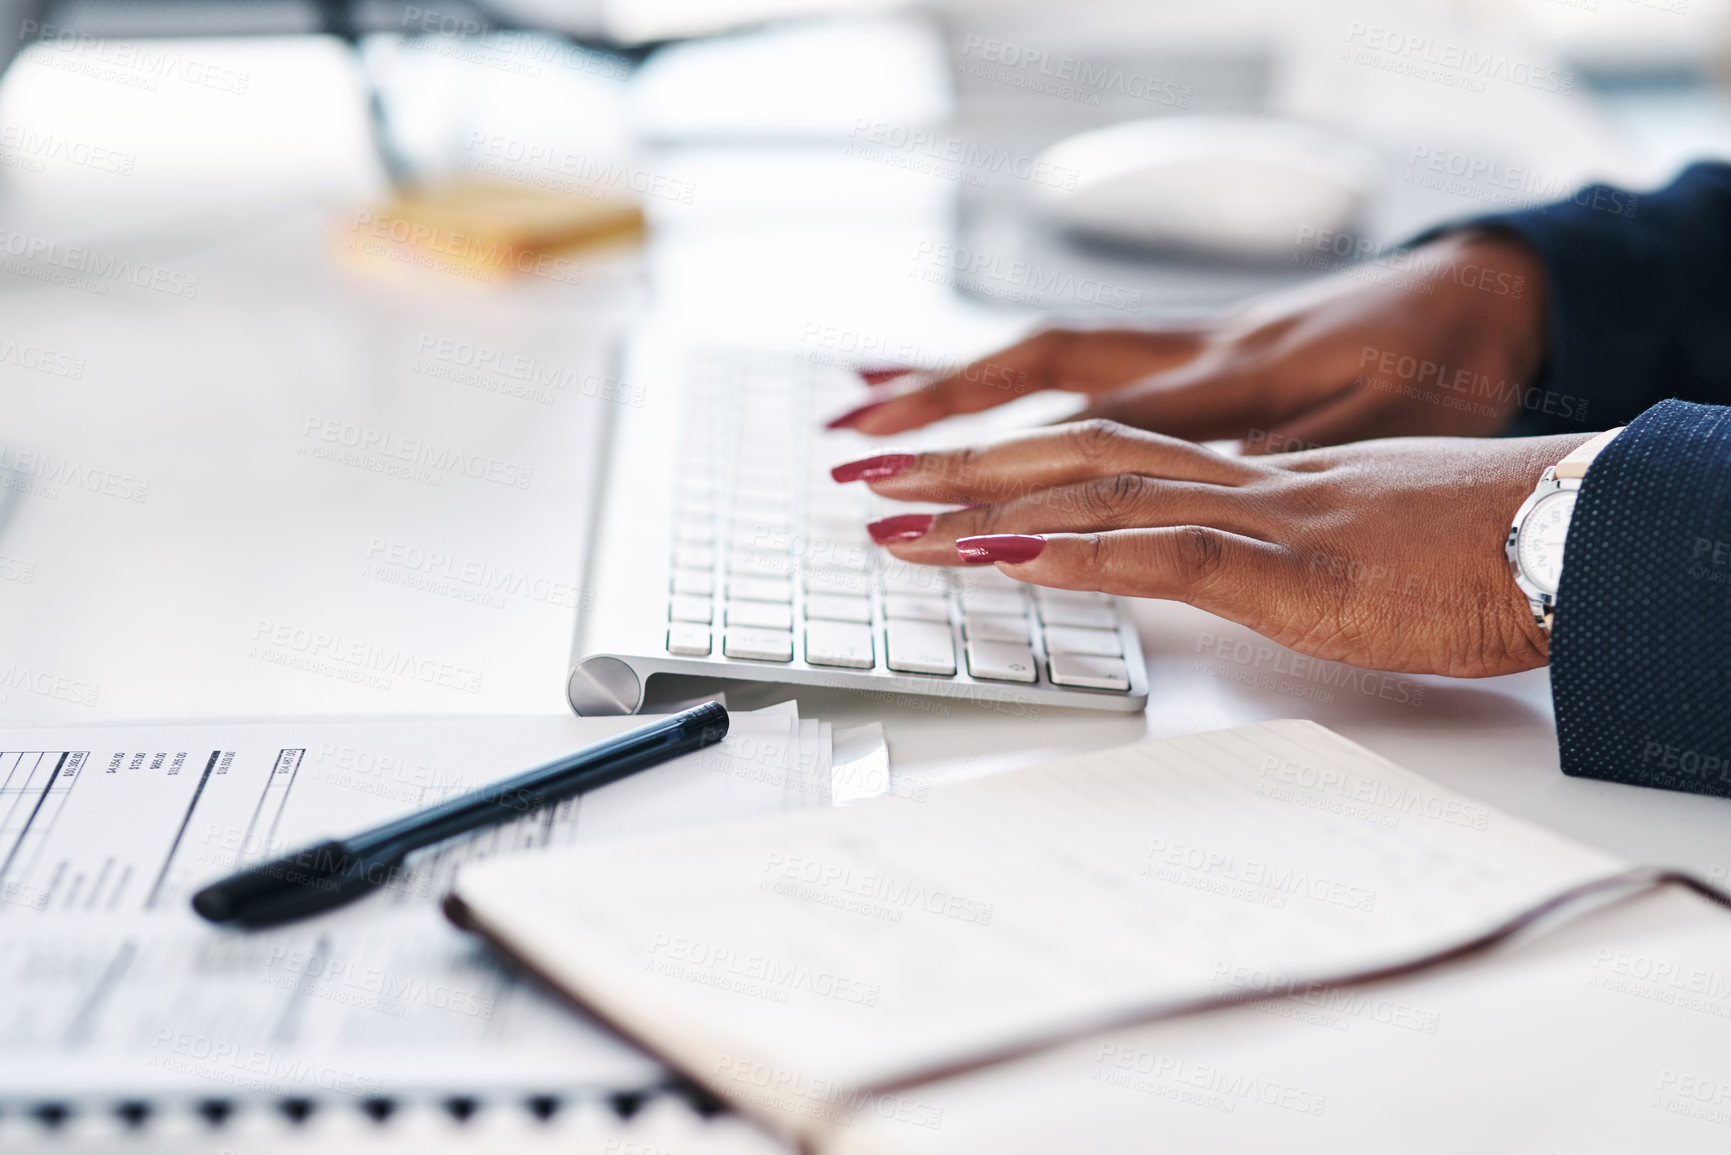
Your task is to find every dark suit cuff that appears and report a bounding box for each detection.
[1468,189,1657,437]
[1426,162,1731,436]
[1550,399,1731,796]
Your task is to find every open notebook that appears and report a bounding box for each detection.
[444,720,1729,1152]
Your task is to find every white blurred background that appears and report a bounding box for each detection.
[2,0,1729,724]
[2,0,1727,239]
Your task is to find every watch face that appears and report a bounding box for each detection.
[1516,490,1577,594]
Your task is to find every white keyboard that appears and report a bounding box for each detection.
[568,345,1148,715]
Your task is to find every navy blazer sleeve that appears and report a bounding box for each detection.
[1552,400,1731,796]
[1470,162,1731,437]
[1466,167,1731,794]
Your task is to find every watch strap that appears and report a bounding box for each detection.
[1554,427,1626,480]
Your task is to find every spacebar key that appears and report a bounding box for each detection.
[886,620,956,676]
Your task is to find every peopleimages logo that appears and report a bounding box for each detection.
[344,211,583,286]
[1342,23,1575,96]
[912,241,1143,312]
[0,227,201,299]
[645,934,881,1007]
[414,335,646,408]
[712,1056,944,1130]
[147,1031,382,1098]
[300,415,534,490]
[1257,754,1490,830]
[0,125,134,175]
[759,851,995,925]
[0,663,101,708]
[1404,146,1640,218]
[463,132,695,204]
[249,618,485,694]
[0,336,85,379]
[20,21,251,94]
[1143,838,1378,913]
[847,119,1080,190]
[363,536,589,611]
[0,446,147,501]
[957,35,1193,108]
[1092,1042,1328,1116]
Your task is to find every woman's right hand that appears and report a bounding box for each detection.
[827,230,1551,453]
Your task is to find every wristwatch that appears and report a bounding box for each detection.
[1506,427,1625,630]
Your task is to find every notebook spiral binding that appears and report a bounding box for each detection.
[0,1079,735,1143]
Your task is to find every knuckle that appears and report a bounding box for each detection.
[1077,473,1148,523]
[1030,327,1074,360]
[1082,533,1112,584]
[1067,418,1133,465]
[969,503,1009,536]
[919,447,975,490]
[1232,314,1299,355]
[1172,525,1227,588]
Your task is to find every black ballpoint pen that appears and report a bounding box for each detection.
[191,701,729,928]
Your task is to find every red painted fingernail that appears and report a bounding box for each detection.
[867,514,934,545]
[858,366,911,386]
[824,399,890,430]
[956,535,1046,565]
[831,454,915,484]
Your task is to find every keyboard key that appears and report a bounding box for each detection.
[674,545,715,570]
[886,620,956,676]
[727,601,793,630]
[807,537,870,572]
[1049,652,1130,690]
[806,568,871,597]
[964,612,1030,643]
[669,596,713,624]
[1043,625,1123,657]
[667,624,711,656]
[732,488,790,509]
[807,484,868,510]
[734,467,792,488]
[966,639,1037,683]
[1036,588,1112,607]
[730,524,793,552]
[805,510,866,531]
[880,562,949,597]
[728,576,793,603]
[806,512,868,534]
[671,569,714,596]
[1037,599,1118,630]
[885,594,950,623]
[806,594,872,623]
[724,628,794,662]
[674,521,715,545]
[959,567,1024,590]
[956,586,1026,615]
[727,551,794,578]
[731,508,792,532]
[806,621,875,669]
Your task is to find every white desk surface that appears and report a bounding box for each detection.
[2,22,1728,943]
[3,24,1731,1155]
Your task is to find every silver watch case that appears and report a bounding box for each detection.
[1505,466,1580,629]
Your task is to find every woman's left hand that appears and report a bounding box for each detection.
[833,420,1596,678]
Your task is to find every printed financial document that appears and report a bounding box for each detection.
[0,704,881,1105]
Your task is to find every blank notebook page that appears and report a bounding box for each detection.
[449,721,1621,1116]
